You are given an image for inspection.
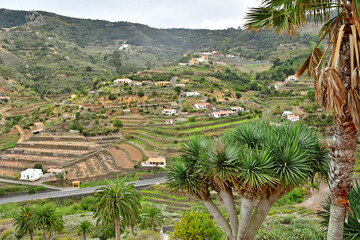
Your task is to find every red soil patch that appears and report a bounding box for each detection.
[119,144,143,162]
[108,147,135,168]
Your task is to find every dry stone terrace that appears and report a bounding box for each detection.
[0,131,143,180]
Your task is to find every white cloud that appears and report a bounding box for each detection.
[0,0,260,29]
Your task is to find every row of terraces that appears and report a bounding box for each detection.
[0,133,101,178]
[65,143,145,180]
[120,114,253,157]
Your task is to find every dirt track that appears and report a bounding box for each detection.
[108,147,135,168]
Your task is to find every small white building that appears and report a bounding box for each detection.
[132,81,143,86]
[175,84,185,87]
[123,109,131,114]
[282,111,294,117]
[162,109,177,115]
[178,63,187,66]
[194,103,210,109]
[165,119,174,125]
[20,169,43,181]
[286,75,298,81]
[212,111,236,118]
[287,114,300,122]
[141,158,166,168]
[114,78,132,84]
[184,91,201,97]
[119,44,129,50]
[230,106,244,112]
[47,168,65,176]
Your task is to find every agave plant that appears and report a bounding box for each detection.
[246,1,360,239]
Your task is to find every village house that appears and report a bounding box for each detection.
[194,103,211,109]
[230,106,244,112]
[287,114,300,122]
[286,75,298,81]
[123,109,131,114]
[162,109,177,115]
[141,157,166,168]
[212,111,236,118]
[119,44,129,50]
[47,168,65,176]
[132,81,143,86]
[184,91,201,97]
[282,111,294,117]
[155,81,170,86]
[20,169,43,181]
[178,63,187,66]
[175,83,185,87]
[165,119,174,125]
[114,78,132,84]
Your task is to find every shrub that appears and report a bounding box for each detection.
[34,186,47,192]
[80,196,96,211]
[188,116,196,122]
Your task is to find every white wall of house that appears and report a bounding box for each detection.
[20,169,43,181]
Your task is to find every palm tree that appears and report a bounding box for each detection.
[319,180,360,240]
[245,1,360,239]
[13,206,35,240]
[140,205,164,232]
[93,179,141,240]
[77,220,93,240]
[167,122,328,240]
[30,204,64,240]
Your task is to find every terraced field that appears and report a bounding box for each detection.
[0,132,134,180]
[121,114,257,157]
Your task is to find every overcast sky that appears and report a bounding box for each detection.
[0,0,261,29]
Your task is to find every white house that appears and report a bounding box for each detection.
[114,78,132,84]
[282,111,294,117]
[178,63,187,66]
[286,75,298,81]
[20,169,43,181]
[119,44,129,50]
[287,114,300,122]
[162,109,177,115]
[165,119,174,125]
[47,168,65,176]
[194,103,210,109]
[175,84,185,87]
[141,158,166,168]
[123,109,131,114]
[212,111,236,118]
[132,81,143,86]
[230,106,244,112]
[184,91,201,97]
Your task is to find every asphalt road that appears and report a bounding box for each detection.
[0,178,62,191]
[0,177,166,205]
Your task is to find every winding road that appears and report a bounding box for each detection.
[0,177,166,205]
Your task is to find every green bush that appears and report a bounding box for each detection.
[28,187,35,195]
[256,215,326,240]
[34,186,47,192]
[80,196,96,211]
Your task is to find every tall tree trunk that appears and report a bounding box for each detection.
[242,198,272,240]
[203,199,233,239]
[219,189,239,240]
[29,231,33,240]
[115,217,121,240]
[238,197,257,240]
[42,230,46,240]
[83,233,86,240]
[327,33,358,240]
